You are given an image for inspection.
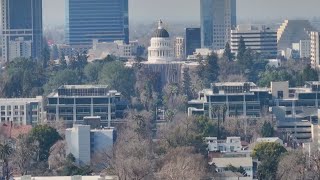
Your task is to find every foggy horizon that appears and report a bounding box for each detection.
[44,0,320,26]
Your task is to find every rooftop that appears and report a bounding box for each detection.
[61,85,109,89]
[209,157,253,167]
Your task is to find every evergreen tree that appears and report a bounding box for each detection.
[223,42,233,61]
[181,67,193,99]
[59,52,67,69]
[261,122,274,137]
[41,39,50,68]
[237,36,246,60]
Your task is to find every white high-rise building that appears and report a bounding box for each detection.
[8,37,32,61]
[65,124,115,165]
[311,31,320,68]
[174,37,185,59]
[231,25,277,58]
[200,0,236,50]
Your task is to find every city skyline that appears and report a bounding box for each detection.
[44,0,320,26]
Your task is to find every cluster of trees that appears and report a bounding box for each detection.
[0,122,94,178]
[96,112,215,179]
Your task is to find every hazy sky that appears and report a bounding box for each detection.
[43,0,320,26]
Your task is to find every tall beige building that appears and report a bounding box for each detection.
[310,31,320,68]
[174,37,185,59]
[277,20,314,51]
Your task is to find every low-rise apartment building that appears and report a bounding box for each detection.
[0,96,44,125]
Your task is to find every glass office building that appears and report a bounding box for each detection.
[1,0,43,62]
[185,28,201,57]
[200,0,236,50]
[65,0,129,49]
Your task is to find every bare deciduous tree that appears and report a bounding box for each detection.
[156,147,208,180]
[12,134,39,176]
[106,111,155,180]
[277,151,306,180]
[48,140,66,173]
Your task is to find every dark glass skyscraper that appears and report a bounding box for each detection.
[1,0,43,62]
[65,0,129,49]
[200,0,236,50]
[185,28,201,57]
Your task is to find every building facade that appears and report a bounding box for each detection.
[0,96,44,125]
[277,20,314,51]
[311,31,320,68]
[87,40,138,61]
[299,40,311,59]
[46,85,127,127]
[8,37,32,60]
[185,28,201,57]
[174,37,185,59]
[1,0,43,62]
[65,124,115,164]
[206,137,242,152]
[65,0,129,49]
[188,82,270,118]
[231,25,277,58]
[200,0,236,50]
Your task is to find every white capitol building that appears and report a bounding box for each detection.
[147,20,174,63]
[141,20,198,88]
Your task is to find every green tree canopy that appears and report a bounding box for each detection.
[44,69,81,94]
[30,125,61,161]
[3,58,45,97]
[252,142,287,180]
[99,61,135,98]
[261,122,274,137]
[223,42,234,61]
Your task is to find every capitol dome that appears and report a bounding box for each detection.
[153,28,170,38]
[147,20,174,63]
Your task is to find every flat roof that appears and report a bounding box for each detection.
[210,157,253,167]
[61,85,109,89]
[213,82,257,87]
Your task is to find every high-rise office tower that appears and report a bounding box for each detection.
[200,0,236,50]
[1,0,43,62]
[65,0,129,50]
[185,28,201,57]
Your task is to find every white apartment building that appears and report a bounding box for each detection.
[8,37,32,61]
[174,37,185,59]
[0,96,44,125]
[65,124,115,165]
[300,40,311,58]
[231,25,277,58]
[311,31,320,68]
[205,137,242,152]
